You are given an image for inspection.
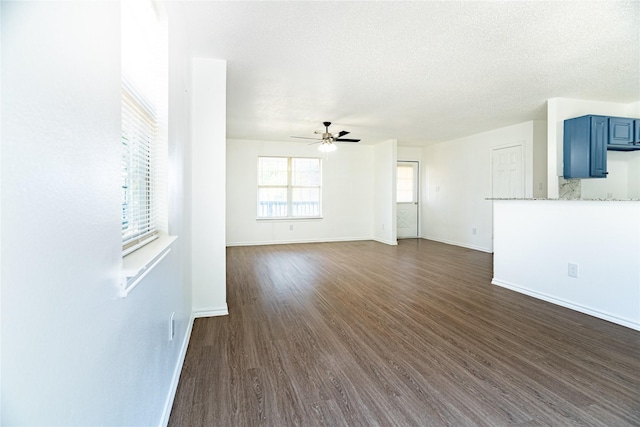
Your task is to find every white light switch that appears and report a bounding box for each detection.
[568,263,578,278]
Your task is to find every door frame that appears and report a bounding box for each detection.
[396,160,420,239]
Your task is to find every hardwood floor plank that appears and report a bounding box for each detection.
[169,239,640,426]
[308,398,350,427]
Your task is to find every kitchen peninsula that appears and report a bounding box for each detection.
[491,198,640,330]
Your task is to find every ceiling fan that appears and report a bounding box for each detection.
[291,122,360,152]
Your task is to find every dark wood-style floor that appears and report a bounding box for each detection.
[169,239,640,426]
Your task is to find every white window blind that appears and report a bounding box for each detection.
[122,82,158,255]
[257,157,322,218]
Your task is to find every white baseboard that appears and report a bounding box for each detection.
[160,312,195,427]
[373,237,398,246]
[194,304,229,318]
[422,236,492,253]
[226,237,372,247]
[492,278,640,331]
[159,303,230,426]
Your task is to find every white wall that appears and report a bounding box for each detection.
[0,2,3,421]
[493,200,640,331]
[1,3,192,425]
[164,6,194,425]
[629,152,640,198]
[191,58,227,317]
[397,146,422,162]
[532,120,548,198]
[547,97,640,198]
[422,121,544,253]
[581,151,640,199]
[373,139,397,245]
[226,139,374,245]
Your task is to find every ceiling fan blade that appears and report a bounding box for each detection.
[335,138,360,142]
[291,136,322,140]
[336,130,350,138]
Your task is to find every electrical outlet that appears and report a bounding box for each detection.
[289,224,293,231]
[169,312,175,341]
[472,228,477,235]
[382,224,385,230]
[538,182,543,191]
[568,263,578,278]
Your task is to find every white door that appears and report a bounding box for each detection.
[396,161,419,239]
[492,145,524,198]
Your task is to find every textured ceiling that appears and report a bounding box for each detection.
[170,1,640,146]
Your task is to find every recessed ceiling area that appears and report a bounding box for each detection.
[169,1,640,146]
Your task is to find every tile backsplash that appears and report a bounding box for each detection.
[559,177,581,199]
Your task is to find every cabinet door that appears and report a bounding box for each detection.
[635,119,640,144]
[609,117,634,147]
[564,116,590,179]
[590,116,608,178]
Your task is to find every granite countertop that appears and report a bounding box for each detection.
[487,197,640,201]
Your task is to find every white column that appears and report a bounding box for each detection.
[191,57,228,316]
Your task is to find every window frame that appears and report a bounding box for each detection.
[257,156,323,220]
[396,161,418,204]
[119,0,174,297]
[120,0,169,260]
[121,79,159,256]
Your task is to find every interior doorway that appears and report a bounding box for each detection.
[396,161,419,239]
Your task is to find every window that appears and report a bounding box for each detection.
[397,163,416,203]
[258,157,322,218]
[121,82,158,254]
[121,0,168,256]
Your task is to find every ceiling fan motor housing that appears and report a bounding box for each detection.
[322,122,333,140]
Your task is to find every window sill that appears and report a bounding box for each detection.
[256,217,323,222]
[120,234,177,298]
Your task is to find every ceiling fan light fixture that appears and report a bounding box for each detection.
[318,141,337,152]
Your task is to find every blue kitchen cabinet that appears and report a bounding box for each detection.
[636,119,640,144]
[564,115,608,179]
[608,117,636,150]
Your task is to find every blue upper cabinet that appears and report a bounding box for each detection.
[564,114,640,179]
[564,115,608,179]
[608,117,636,150]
